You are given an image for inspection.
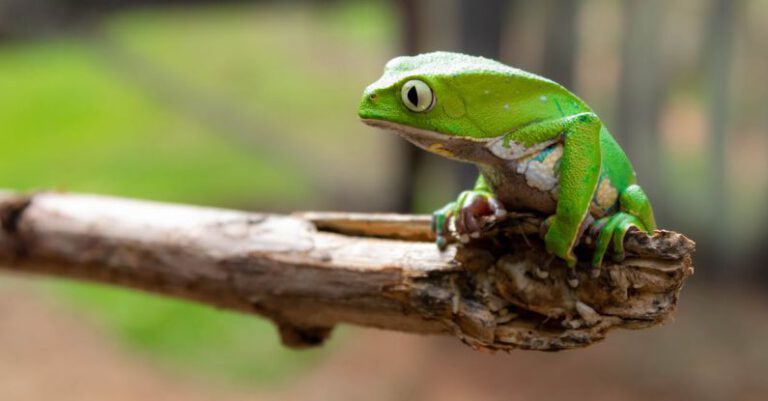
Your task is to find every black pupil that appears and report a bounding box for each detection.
[407,85,419,106]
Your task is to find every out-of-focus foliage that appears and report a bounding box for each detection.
[0,39,307,205]
[51,281,320,385]
[0,1,396,385]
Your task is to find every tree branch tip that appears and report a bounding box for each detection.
[0,191,694,352]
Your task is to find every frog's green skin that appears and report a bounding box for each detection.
[358,52,656,267]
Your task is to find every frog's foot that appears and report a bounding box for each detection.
[431,190,506,249]
[590,212,646,267]
[541,214,594,269]
[542,215,578,269]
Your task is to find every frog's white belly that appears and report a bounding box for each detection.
[515,143,563,192]
[482,141,619,217]
[486,137,563,202]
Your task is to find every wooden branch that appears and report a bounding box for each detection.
[0,190,694,351]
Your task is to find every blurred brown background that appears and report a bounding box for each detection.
[0,0,767,400]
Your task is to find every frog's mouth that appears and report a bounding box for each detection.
[361,119,494,163]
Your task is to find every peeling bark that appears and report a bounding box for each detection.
[0,191,693,351]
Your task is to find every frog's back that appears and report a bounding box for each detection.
[384,51,549,81]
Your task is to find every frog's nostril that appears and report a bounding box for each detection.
[369,94,377,102]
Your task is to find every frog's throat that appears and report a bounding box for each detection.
[361,119,495,164]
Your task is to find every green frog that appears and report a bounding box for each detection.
[358,52,656,268]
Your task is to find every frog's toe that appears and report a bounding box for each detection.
[543,225,578,268]
[455,191,506,237]
[486,196,507,219]
[457,205,480,236]
[433,191,506,248]
[592,216,619,267]
[591,212,645,267]
[431,202,456,250]
[611,214,643,262]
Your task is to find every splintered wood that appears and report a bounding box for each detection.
[302,211,694,350]
[0,192,693,351]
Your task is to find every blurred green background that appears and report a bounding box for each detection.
[0,0,767,400]
[0,1,402,388]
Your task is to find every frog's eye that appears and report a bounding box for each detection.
[401,79,434,112]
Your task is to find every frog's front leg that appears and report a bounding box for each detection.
[505,113,602,267]
[432,174,506,249]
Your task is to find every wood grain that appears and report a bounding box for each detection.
[0,191,694,351]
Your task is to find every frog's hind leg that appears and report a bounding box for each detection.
[592,184,656,267]
[592,212,644,266]
[619,184,656,231]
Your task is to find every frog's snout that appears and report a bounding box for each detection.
[362,85,378,102]
[358,87,381,119]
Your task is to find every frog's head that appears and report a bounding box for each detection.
[359,52,537,162]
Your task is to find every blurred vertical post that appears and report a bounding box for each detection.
[540,0,581,91]
[456,0,507,189]
[616,0,665,221]
[458,0,506,59]
[392,0,425,212]
[704,0,739,274]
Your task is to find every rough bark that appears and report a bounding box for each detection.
[0,191,694,351]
